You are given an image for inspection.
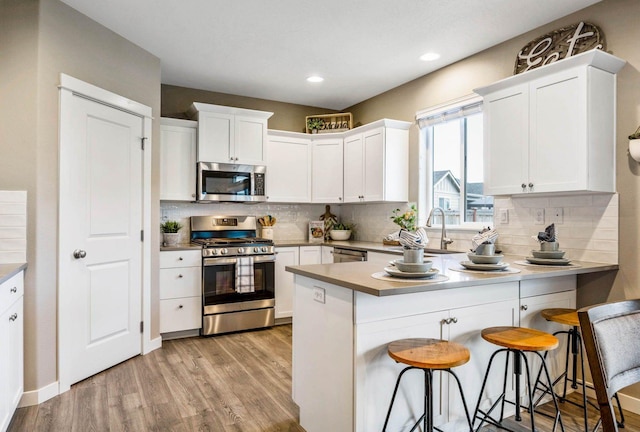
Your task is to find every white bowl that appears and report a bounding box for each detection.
[393,259,433,273]
[467,253,504,264]
[329,230,352,241]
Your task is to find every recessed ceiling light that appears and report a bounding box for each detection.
[420,52,441,62]
[307,75,324,83]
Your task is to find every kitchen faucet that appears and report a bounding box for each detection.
[426,207,454,250]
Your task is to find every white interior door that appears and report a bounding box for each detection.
[59,89,144,392]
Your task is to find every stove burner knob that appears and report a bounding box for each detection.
[261,246,268,253]
[254,247,260,253]
[238,247,245,254]
[221,248,228,255]
[210,249,218,255]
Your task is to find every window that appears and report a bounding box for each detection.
[417,96,493,227]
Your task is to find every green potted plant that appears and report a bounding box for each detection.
[160,220,183,246]
[629,125,640,162]
[307,117,325,134]
[329,222,354,241]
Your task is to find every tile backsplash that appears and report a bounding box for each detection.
[162,192,618,264]
[0,191,27,263]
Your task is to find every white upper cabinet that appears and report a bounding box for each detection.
[343,120,411,203]
[159,118,197,201]
[476,50,626,195]
[312,136,343,203]
[188,103,273,165]
[266,131,312,202]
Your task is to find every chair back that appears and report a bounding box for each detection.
[578,299,640,432]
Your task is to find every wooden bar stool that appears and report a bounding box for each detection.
[473,326,565,432]
[382,338,473,432]
[532,308,625,431]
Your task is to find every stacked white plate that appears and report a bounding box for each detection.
[460,253,509,271]
[385,259,439,279]
[526,249,571,265]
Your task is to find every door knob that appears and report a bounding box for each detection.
[73,249,87,259]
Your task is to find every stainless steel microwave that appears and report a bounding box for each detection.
[197,162,266,202]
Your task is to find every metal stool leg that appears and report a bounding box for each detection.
[383,366,415,431]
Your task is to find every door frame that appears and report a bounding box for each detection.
[57,74,155,392]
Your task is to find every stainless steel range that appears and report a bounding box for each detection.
[191,215,275,336]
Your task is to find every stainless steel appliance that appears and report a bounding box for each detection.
[197,162,266,202]
[191,215,275,335]
[333,247,367,263]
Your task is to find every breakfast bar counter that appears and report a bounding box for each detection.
[286,254,617,432]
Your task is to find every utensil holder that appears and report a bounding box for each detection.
[261,227,274,240]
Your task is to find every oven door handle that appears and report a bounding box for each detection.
[203,255,275,266]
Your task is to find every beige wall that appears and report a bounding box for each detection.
[162,84,337,132]
[1,0,161,394]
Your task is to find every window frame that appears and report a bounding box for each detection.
[416,95,491,230]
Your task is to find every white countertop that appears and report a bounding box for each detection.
[0,263,27,285]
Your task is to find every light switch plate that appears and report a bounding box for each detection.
[499,209,509,224]
[534,208,545,225]
[550,207,564,224]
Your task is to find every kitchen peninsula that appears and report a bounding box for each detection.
[286,254,617,432]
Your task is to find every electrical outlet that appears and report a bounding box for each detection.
[550,207,564,224]
[313,287,325,304]
[499,209,509,224]
[534,208,545,225]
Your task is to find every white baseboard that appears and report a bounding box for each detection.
[18,381,59,408]
[143,335,162,354]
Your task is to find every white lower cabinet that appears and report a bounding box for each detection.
[518,275,577,405]
[275,247,299,319]
[321,246,334,264]
[159,250,202,334]
[275,246,322,319]
[0,271,24,432]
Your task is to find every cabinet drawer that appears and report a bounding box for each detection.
[0,271,24,313]
[160,297,202,333]
[159,267,202,299]
[160,250,201,268]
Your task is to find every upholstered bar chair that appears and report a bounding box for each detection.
[578,299,640,432]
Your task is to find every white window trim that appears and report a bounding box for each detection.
[416,94,490,231]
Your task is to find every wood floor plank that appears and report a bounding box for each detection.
[8,324,640,432]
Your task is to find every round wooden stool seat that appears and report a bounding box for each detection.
[481,326,559,352]
[540,308,579,327]
[387,338,470,369]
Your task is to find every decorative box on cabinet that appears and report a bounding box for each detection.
[188,102,273,165]
[266,131,312,202]
[0,271,24,432]
[159,250,202,334]
[343,119,410,203]
[475,50,626,195]
[160,118,197,201]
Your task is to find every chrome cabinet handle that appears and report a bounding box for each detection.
[528,182,534,189]
[178,274,183,278]
[178,257,183,261]
[9,313,18,322]
[10,287,17,293]
[450,317,458,324]
[521,305,528,311]
[521,183,527,190]
[73,249,87,259]
[178,304,183,309]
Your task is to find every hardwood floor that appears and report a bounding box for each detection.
[9,324,640,431]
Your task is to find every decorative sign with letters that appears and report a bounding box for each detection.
[514,22,606,75]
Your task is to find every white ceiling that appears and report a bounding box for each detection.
[60,0,600,110]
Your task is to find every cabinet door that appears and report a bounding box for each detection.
[363,128,385,202]
[235,115,267,165]
[300,246,321,265]
[275,247,299,319]
[529,68,585,193]
[160,120,197,201]
[483,84,529,195]
[321,246,334,264]
[197,111,234,163]
[520,289,576,404]
[447,300,518,428]
[266,135,311,202]
[343,134,364,203]
[0,296,23,432]
[159,297,202,333]
[312,137,344,203]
